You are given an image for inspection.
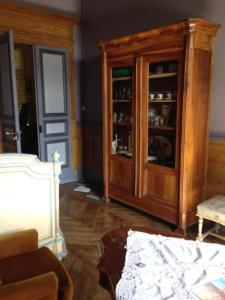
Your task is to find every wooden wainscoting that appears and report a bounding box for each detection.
[206,139,225,198]
[82,122,103,177]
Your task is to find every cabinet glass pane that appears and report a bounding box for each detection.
[111,67,133,159]
[147,60,178,168]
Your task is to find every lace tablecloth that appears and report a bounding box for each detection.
[116,230,225,300]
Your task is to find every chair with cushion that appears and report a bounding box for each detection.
[0,229,73,300]
[196,194,225,241]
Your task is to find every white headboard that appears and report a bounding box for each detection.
[0,152,64,258]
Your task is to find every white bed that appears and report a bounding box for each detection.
[0,151,66,258]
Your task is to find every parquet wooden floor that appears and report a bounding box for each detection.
[60,182,176,300]
[60,182,225,300]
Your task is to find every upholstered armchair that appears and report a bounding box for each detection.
[0,229,73,300]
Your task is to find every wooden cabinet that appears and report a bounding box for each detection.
[99,19,220,230]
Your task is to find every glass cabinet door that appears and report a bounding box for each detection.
[147,60,179,168]
[111,66,133,159]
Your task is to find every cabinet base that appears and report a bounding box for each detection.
[108,185,198,230]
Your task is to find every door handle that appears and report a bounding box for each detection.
[5,131,19,141]
[5,131,14,136]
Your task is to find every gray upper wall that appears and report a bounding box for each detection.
[82,0,225,137]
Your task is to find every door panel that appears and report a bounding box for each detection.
[108,63,135,194]
[109,156,134,194]
[42,52,66,114]
[140,54,183,204]
[145,168,177,205]
[34,45,73,183]
[0,31,21,152]
[46,140,68,166]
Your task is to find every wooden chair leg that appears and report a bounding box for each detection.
[197,217,204,241]
[214,223,220,233]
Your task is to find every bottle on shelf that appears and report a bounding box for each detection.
[112,133,118,154]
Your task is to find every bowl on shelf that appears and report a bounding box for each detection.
[164,92,172,100]
[149,93,155,100]
[155,93,163,100]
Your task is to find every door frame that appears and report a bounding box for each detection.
[0,30,21,152]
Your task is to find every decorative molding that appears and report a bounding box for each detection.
[99,19,220,53]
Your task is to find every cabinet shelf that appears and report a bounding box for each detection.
[148,125,175,131]
[149,72,177,79]
[148,100,176,103]
[111,153,132,161]
[112,76,132,82]
[113,100,132,103]
[113,121,131,126]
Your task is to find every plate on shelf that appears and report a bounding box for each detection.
[151,136,172,158]
[126,152,132,157]
[148,155,158,161]
[117,151,127,155]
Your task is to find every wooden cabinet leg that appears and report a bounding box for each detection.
[197,218,204,241]
[215,223,220,233]
[102,196,110,203]
[174,227,188,238]
[105,196,110,203]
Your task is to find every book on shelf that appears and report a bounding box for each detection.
[190,277,225,299]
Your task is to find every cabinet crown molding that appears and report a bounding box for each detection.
[99,18,220,53]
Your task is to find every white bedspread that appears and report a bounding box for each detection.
[116,230,225,300]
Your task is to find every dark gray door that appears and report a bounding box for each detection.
[0,31,21,152]
[34,45,73,183]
